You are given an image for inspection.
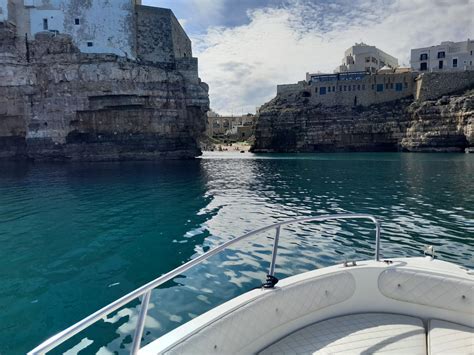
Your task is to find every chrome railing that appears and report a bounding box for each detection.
[29,214,381,355]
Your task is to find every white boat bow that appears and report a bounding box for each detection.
[29,214,473,355]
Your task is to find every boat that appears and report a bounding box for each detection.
[29,214,473,354]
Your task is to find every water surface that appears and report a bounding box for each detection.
[0,153,472,354]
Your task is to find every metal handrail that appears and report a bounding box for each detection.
[29,214,381,355]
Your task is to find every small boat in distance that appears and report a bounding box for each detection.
[29,214,473,355]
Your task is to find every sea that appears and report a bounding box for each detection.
[0,152,472,354]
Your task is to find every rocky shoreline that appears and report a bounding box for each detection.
[251,89,473,153]
[0,29,209,161]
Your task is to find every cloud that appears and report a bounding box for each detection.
[191,0,473,114]
[177,18,188,29]
[144,0,270,33]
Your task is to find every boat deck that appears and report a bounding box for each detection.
[259,313,473,355]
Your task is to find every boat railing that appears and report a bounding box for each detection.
[29,213,381,355]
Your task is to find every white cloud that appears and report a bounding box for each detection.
[192,0,473,115]
[187,0,226,23]
[178,18,188,29]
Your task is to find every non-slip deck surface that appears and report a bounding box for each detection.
[259,313,426,354]
[428,319,473,355]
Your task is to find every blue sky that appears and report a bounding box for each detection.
[143,0,473,114]
[144,0,285,34]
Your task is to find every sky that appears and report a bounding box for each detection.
[143,0,473,115]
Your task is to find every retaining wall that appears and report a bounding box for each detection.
[416,71,474,101]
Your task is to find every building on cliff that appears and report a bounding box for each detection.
[281,69,474,108]
[410,39,474,73]
[0,1,210,161]
[254,45,474,154]
[254,40,474,154]
[0,0,191,63]
[336,43,399,74]
[281,39,474,109]
[281,67,414,108]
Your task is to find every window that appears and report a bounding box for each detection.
[365,56,370,63]
[339,86,342,91]
[328,86,331,92]
[371,84,375,90]
[385,83,389,89]
[420,62,428,71]
[333,86,336,92]
[75,18,80,25]
[43,18,48,30]
[357,84,361,91]
[420,53,428,60]
[404,82,408,89]
[315,87,318,94]
[453,58,458,68]
[439,60,443,69]
[319,87,326,95]
[437,51,445,58]
[372,57,378,64]
[395,83,403,91]
[87,42,93,47]
[344,85,347,91]
[376,84,384,92]
[353,85,356,91]
[348,85,351,91]
[390,83,394,89]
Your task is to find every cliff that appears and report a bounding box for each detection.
[0,27,209,161]
[251,88,473,153]
[401,91,473,151]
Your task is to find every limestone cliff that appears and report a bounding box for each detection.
[0,28,209,161]
[252,89,473,153]
[401,92,473,152]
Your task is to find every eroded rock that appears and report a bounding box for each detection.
[252,89,473,153]
[0,30,209,161]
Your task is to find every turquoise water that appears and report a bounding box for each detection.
[0,153,473,354]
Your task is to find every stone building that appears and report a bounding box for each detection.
[410,39,474,72]
[336,43,398,74]
[307,70,414,107]
[0,0,191,62]
[206,113,257,140]
[280,68,414,107]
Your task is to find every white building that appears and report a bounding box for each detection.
[336,43,399,74]
[0,0,142,57]
[410,39,474,72]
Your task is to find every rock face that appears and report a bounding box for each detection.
[402,93,473,152]
[252,89,473,153]
[0,29,209,161]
